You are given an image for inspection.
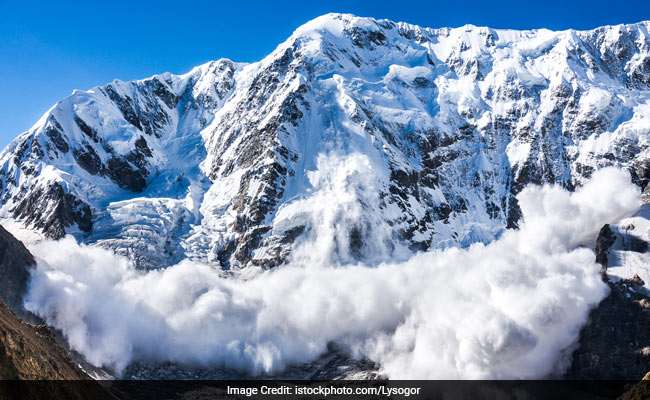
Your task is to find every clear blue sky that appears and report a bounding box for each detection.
[1,0,649,148]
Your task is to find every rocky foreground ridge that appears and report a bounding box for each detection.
[0,225,114,398]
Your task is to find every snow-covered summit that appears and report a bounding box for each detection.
[3,14,650,268]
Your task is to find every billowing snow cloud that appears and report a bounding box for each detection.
[24,154,640,378]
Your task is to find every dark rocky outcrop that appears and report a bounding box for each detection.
[595,224,616,269]
[0,296,87,380]
[0,225,36,320]
[10,182,92,239]
[44,117,69,155]
[279,342,383,380]
[566,275,650,380]
[73,145,103,176]
[0,225,115,399]
[619,372,650,400]
[566,224,650,380]
[106,157,147,193]
[0,296,117,400]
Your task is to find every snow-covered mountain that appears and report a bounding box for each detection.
[3,13,650,269]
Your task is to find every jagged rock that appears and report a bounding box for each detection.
[632,274,645,287]
[9,182,92,239]
[565,276,650,379]
[617,372,650,399]
[0,297,84,380]
[0,295,117,400]
[0,224,35,320]
[596,224,617,270]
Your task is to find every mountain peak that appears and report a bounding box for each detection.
[294,13,378,33]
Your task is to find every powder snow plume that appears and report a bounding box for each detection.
[24,153,640,379]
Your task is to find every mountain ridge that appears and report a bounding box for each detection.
[3,13,650,269]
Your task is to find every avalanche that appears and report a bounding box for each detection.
[3,12,650,380]
[24,165,638,379]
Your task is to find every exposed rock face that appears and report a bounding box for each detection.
[595,224,617,270]
[0,297,86,380]
[279,343,383,380]
[10,182,92,240]
[0,226,118,396]
[566,275,650,380]
[3,15,650,269]
[0,224,35,319]
[0,296,118,400]
[567,220,650,380]
[619,372,650,400]
[0,225,113,389]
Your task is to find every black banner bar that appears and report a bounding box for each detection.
[0,380,645,400]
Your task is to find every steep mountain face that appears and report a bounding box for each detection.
[3,14,650,269]
[567,273,650,380]
[0,224,35,319]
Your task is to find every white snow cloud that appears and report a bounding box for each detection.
[24,154,640,379]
